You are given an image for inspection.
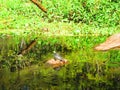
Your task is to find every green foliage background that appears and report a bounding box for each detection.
[43,0,120,26]
[0,0,120,27]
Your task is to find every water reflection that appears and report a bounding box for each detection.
[0,36,120,89]
[0,63,120,90]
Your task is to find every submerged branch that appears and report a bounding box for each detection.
[18,39,37,55]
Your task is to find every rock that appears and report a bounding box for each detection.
[45,58,68,69]
[95,33,120,51]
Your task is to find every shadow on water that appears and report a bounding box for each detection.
[0,35,120,90]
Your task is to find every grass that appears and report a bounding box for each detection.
[0,0,120,65]
[0,0,120,35]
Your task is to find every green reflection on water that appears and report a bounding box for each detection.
[0,35,120,89]
[0,50,120,90]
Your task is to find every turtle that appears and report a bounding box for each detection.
[53,51,63,61]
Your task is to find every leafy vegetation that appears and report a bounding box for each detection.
[43,0,120,27]
[0,0,120,89]
[0,0,120,29]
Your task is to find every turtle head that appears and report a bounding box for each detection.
[53,51,56,54]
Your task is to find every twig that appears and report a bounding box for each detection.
[18,39,37,55]
[30,0,47,13]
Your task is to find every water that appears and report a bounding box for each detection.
[0,36,120,90]
[0,63,120,90]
